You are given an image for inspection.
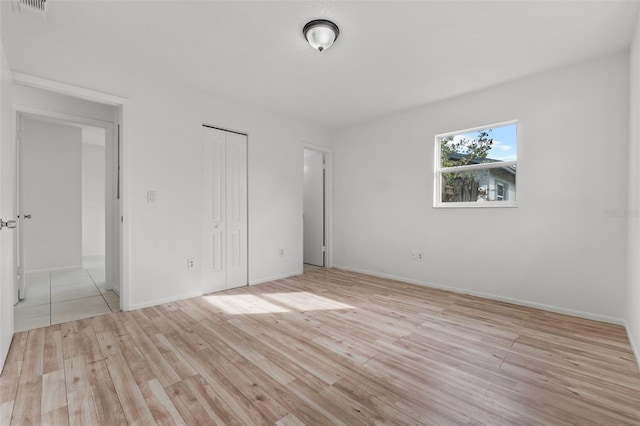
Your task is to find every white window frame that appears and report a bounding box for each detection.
[495,180,507,201]
[434,120,518,208]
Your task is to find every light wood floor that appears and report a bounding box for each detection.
[1,269,639,425]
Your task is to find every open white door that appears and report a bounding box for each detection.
[0,44,15,369]
[303,149,325,267]
[202,126,247,293]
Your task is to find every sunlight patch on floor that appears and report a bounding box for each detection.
[203,292,355,315]
[262,292,354,312]
[203,294,291,314]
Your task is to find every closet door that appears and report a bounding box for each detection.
[225,132,248,289]
[202,126,247,293]
[203,127,227,293]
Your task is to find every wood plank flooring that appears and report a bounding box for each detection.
[1,268,639,425]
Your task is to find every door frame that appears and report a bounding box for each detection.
[14,107,119,304]
[11,73,129,310]
[302,144,332,269]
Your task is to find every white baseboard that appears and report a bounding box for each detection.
[249,270,302,286]
[127,271,303,311]
[127,290,203,311]
[623,321,640,369]
[334,265,625,326]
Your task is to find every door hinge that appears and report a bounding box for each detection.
[322,246,326,252]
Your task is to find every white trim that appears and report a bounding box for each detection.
[334,265,625,325]
[435,201,518,209]
[12,73,128,105]
[439,160,517,174]
[249,271,301,286]
[119,108,130,311]
[435,119,519,140]
[624,321,640,369]
[127,290,203,311]
[302,143,333,268]
[15,104,112,129]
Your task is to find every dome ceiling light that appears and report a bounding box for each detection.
[303,19,340,52]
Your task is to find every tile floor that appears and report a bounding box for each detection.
[14,256,120,332]
[303,263,323,273]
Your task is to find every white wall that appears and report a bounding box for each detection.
[333,51,629,323]
[120,76,331,310]
[627,15,640,365]
[12,76,330,310]
[82,136,105,257]
[0,29,14,370]
[22,118,82,271]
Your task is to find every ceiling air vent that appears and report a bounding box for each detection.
[18,0,47,13]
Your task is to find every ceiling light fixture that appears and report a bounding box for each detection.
[303,19,340,52]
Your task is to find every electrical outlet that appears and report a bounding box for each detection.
[279,248,284,257]
[416,251,424,261]
[187,258,196,269]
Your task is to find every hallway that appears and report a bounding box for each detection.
[14,256,119,332]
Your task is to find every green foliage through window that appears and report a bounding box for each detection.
[440,130,494,167]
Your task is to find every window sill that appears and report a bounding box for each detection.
[433,202,518,209]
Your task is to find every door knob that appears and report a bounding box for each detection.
[0,219,16,230]
[23,214,31,219]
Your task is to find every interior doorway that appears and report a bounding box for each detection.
[14,112,119,331]
[303,148,326,271]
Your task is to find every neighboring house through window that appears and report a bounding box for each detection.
[434,121,518,207]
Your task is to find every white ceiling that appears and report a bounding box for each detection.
[2,1,639,130]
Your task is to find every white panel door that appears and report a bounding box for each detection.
[0,55,15,369]
[202,127,227,293]
[303,150,324,266]
[225,132,247,289]
[202,127,247,292]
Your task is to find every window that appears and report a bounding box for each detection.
[434,121,517,207]
[495,180,507,201]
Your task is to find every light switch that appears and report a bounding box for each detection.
[147,190,156,203]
